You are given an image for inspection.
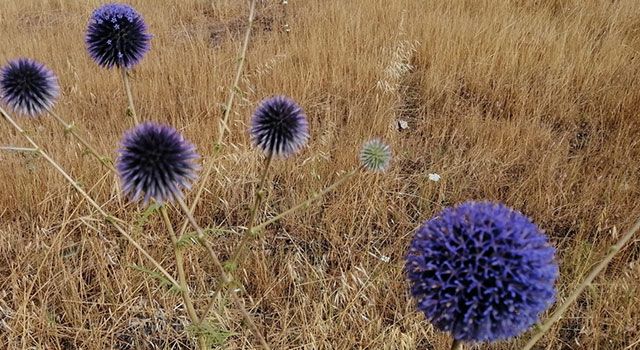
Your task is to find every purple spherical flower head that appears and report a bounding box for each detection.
[250,96,309,157]
[0,58,59,117]
[116,122,199,205]
[85,3,151,69]
[406,201,558,342]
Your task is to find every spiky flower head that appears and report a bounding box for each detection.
[250,96,309,157]
[406,201,558,342]
[85,3,151,69]
[116,122,199,205]
[359,139,391,172]
[0,58,59,117]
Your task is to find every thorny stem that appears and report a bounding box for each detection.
[160,206,207,350]
[0,105,179,288]
[521,218,640,350]
[251,167,361,235]
[175,196,271,350]
[175,0,257,240]
[451,339,463,350]
[231,152,273,266]
[48,110,116,173]
[120,67,139,125]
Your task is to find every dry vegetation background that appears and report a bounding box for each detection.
[1,0,640,349]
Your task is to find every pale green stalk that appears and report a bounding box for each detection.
[174,196,271,349]
[120,67,139,125]
[48,110,116,173]
[0,146,38,152]
[0,105,178,288]
[160,206,207,350]
[230,153,273,267]
[521,218,640,350]
[251,167,361,235]
[175,0,257,240]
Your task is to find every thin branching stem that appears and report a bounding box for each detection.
[230,152,273,266]
[252,167,361,235]
[48,110,116,173]
[0,105,178,288]
[0,146,38,152]
[175,196,271,350]
[521,218,640,350]
[160,206,207,350]
[175,0,257,240]
[120,67,139,125]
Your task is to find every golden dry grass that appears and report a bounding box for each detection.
[1,0,640,349]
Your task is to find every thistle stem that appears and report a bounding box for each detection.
[0,146,38,152]
[175,196,271,350]
[0,105,178,288]
[175,0,257,240]
[521,218,640,350]
[48,110,116,173]
[160,206,207,350]
[230,152,273,266]
[251,167,360,235]
[451,339,463,350]
[120,67,139,125]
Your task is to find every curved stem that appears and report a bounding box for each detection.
[175,196,271,350]
[230,152,273,267]
[120,67,139,125]
[48,110,116,173]
[521,218,640,350]
[175,0,257,240]
[0,105,178,288]
[252,168,360,234]
[160,206,207,350]
[451,339,463,350]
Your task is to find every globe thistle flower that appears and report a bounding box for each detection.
[0,58,59,117]
[359,139,391,172]
[116,122,199,204]
[406,201,558,342]
[85,3,151,69]
[250,96,309,157]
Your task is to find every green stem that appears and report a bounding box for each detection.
[174,196,271,350]
[160,206,207,350]
[230,152,273,267]
[48,110,116,173]
[0,105,178,288]
[0,146,38,152]
[120,67,139,125]
[252,167,360,235]
[521,218,640,350]
[175,0,257,240]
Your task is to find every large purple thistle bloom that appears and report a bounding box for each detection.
[0,58,59,117]
[250,96,309,157]
[406,201,558,342]
[85,3,151,69]
[116,122,199,205]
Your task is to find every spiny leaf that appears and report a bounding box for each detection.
[177,226,236,250]
[129,264,180,292]
[186,321,233,347]
[134,202,161,232]
[176,232,200,249]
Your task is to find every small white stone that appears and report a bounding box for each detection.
[397,119,409,130]
[428,173,441,182]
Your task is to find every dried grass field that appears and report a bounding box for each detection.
[1,0,640,349]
